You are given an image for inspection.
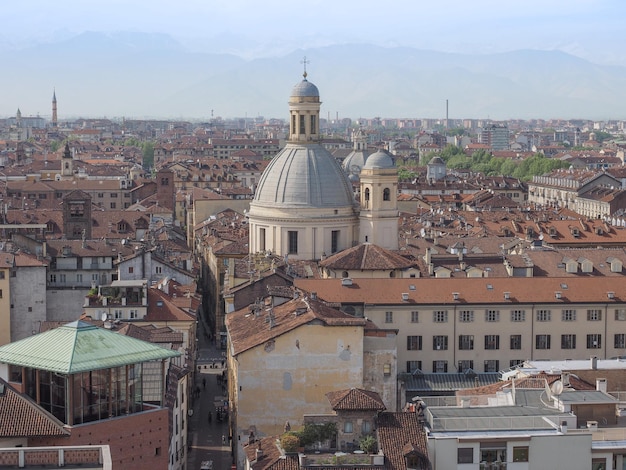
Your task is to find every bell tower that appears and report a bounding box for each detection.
[52,89,58,128]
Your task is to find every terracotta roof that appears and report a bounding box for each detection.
[377,412,431,470]
[244,437,299,470]
[294,276,626,305]
[145,288,196,322]
[320,243,414,271]
[0,379,69,438]
[226,295,367,356]
[325,388,386,411]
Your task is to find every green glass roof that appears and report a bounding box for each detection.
[0,321,179,374]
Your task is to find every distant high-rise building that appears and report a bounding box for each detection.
[479,124,510,151]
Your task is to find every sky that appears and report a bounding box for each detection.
[3,0,626,65]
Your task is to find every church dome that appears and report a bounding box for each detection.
[363,149,394,169]
[291,78,319,98]
[251,143,355,211]
[428,156,445,165]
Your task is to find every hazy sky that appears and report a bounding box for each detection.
[4,0,626,64]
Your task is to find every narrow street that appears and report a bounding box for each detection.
[187,321,233,470]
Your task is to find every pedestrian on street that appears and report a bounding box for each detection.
[202,377,206,390]
[222,434,226,445]
[208,411,212,423]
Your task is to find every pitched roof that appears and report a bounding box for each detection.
[377,412,431,470]
[325,388,387,411]
[0,379,69,438]
[295,276,626,305]
[226,296,367,356]
[320,243,415,270]
[244,437,299,470]
[0,321,179,374]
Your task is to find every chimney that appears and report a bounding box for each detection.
[310,292,317,300]
[591,356,598,370]
[560,420,568,434]
[596,378,607,393]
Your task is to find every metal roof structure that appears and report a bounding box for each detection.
[0,321,179,374]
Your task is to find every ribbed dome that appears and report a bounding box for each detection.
[342,150,370,174]
[291,79,319,98]
[250,143,355,211]
[363,150,394,169]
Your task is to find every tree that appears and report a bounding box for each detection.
[142,142,155,169]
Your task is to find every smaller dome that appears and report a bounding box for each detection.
[364,150,394,169]
[291,79,319,98]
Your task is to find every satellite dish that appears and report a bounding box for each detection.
[551,380,564,396]
[101,312,108,322]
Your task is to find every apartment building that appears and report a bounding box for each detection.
[295,277,626,374]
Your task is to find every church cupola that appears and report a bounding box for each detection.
[288,59,321,143]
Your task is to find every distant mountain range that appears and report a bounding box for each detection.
[1,31,625,121]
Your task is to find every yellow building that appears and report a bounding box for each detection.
[225,292,397,468]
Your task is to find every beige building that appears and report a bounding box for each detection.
[296,276,626,375]
[225,292,397,468]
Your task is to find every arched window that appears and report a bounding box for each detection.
[364,188,370,208]
[383,188,391,201]
[389,271,395,278]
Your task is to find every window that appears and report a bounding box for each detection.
[458,360,473,371]
[110,193,117,198]
[458,448,473,464]
[433,336,448,351]
[155,266,162,274]
[411,311,419,323]
[0,271,5,279]
[562,309,576,321]
[587,309,602,321]
[364,188,370,207]
[616,309,626,321]
[485,335,500,350]
[407,336,422,351]
[59,274,66,283]
[130,309,138,319]
[536,309,551,321]
[433,310,448,323]
[38,193,47,199]
[361,420,371,434]
[561,334,576,349]
[299,114,306,135]
[114,309,122,319]
[383,188,391,201]
[510,334,522,350]
[110,202,116,209]
[97,193,104,198]
[459,310,474,322]
[331,230,339,253]
[128,266,134,274]
[513,447,529,462]
[536,334,551,349]
[510,359,523,368]
[587,334,601,349]
[432,360,448,372]
[485,309,499,322]
[0,289,2,299]
[160,177,169,185]
[50,274,56,283]
[76,273,82,283]
[343,421,353,433]
[385,311,393,323]
[615,334,626,349]
[484,359,499,372]
[406,360,422,373]
[458,335,474,350]
[511,309,525,322]
[288,231,298,254]
[310,115,316,135]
